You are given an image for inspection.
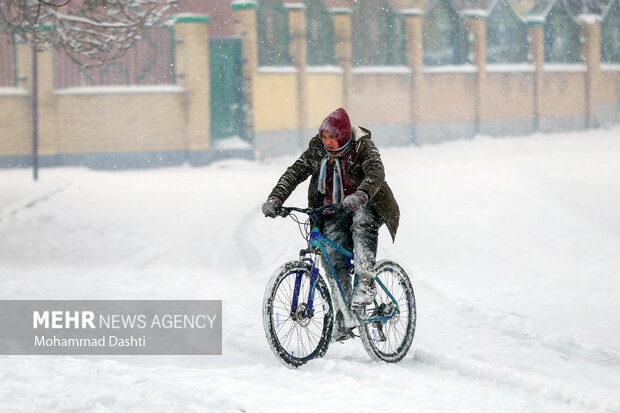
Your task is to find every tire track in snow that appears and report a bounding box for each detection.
[415,347,620,413]
[0,185,67,225]
[9,186,67,216]
[418,276,620,368]
[411,277,620,412]
[211,203,263,272]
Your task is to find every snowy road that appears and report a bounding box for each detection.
[1,128,619,412]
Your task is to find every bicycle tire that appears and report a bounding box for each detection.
[358,260,416,363]
[263,261,334,368]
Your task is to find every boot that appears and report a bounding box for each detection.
[350,275,376,309]
[330,311,354,343]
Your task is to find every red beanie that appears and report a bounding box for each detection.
[319,108,352,148]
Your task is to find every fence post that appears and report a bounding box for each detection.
[580,18,601,128]
[528,20,544,132]
[467,13,487,135]
[232,1,258,145]
[402,10,424,143]
[331,7,353,111]
[286,3,308,132]
[173,14,212,161]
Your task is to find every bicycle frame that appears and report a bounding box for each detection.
[290,223,400,330]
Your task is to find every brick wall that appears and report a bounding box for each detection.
[0,16,212,168]
[0,92,31,158]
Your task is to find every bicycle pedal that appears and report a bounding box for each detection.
[350,304,366,313]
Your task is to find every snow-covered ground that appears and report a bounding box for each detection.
[1,127,619,412]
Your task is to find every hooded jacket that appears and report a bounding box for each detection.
[268,126,400,241]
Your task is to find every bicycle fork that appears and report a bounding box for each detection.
[289,252,359,330]
[290,254,399,331]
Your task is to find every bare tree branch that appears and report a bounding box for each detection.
[0,0,175,67]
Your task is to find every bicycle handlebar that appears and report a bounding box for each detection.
[277,204,344,218]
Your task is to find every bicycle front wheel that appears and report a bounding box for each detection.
[263,261,334,368]
[359,260,416,363]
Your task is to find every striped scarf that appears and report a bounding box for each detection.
[317,139,352,204]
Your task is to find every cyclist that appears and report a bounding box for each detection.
[262,107,400,321]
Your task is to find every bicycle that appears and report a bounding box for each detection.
[263,204,416,368]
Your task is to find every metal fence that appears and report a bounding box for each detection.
[257,0,291,66]
[0,34,16,87]
[544,1,582,63]
[423,0,470,66]
[352,0,407,66]
[487,0,528,63]
[306,0,335,65]
[54,26,175,88]
[602,0,620,63]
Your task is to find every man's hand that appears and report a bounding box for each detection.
[343,191,368,212]
[262,197,283,218]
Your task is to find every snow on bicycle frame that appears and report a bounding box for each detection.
[278,205,400,326]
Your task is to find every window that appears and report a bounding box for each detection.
[544,0,582,63]
[306,0,335,65]
[352,0,406,66]
[601,0,620,63]
[423,0,470,66]
[487,0,528,63]
[258,0,291,66]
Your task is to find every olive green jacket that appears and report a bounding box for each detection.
[268,126,400,241]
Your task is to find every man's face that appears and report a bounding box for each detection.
[321,131,339,150]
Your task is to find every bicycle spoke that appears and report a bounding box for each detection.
[275,317,294,335]
[280,323,297,351]
[281,276,294,305]
[304,323,322,341]
[272,304,292,313]
[309,318,324,330]
[306,328,318,349]
[296,325,303,356]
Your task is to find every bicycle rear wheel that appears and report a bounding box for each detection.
[263,261,334,368]
[359,260,416,362]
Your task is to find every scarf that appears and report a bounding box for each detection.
[317,138,352,204]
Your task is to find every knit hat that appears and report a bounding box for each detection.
[319,108,352,148]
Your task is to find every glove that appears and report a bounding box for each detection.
[262,197,283,218]
[343,190,369,212]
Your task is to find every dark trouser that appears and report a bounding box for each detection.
[318,203,383,305]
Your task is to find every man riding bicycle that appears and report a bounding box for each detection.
[262,108,400,320]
